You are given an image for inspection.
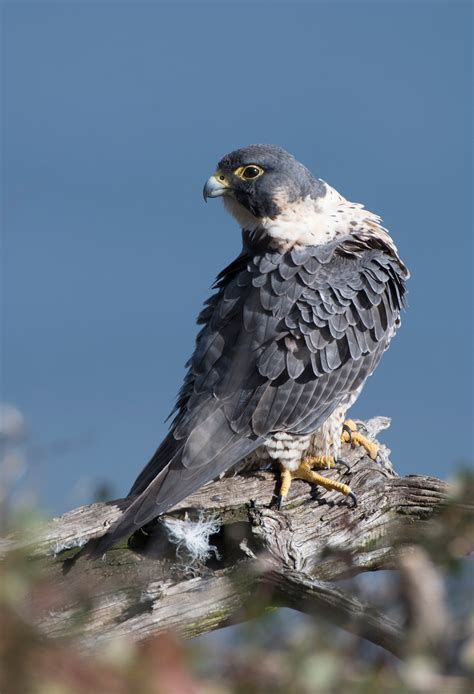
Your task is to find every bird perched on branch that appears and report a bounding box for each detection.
[91,144,408,557]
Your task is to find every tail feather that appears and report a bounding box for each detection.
[128,432,183,497]
[88,464,171,559]
[88,429,261,560]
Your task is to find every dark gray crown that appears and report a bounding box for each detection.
[216,144,324,218]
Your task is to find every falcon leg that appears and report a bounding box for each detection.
[342,419,378,460]
[276,468,292,510]
[304,454,336,470]
[301,454,350,473]
[277,459,357,508]
[297,462,357,506]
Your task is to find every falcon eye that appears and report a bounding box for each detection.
[242,165,262,179]
[235,165,265,181]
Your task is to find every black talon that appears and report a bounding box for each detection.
[347,491,358,508]
[276,495,285,510]
[336,458,350,473]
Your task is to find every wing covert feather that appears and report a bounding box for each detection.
[177,244,407,440]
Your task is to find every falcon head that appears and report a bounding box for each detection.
[203,144,325,221]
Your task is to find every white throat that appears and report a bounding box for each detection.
[223,196,261,231]
[222,183,396,253]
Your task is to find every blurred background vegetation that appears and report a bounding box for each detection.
[1,404,473,693]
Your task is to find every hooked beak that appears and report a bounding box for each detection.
[203,174,232,202]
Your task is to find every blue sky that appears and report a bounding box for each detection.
[2,1,472,515]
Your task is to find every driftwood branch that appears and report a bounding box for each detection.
[2,421,470,659]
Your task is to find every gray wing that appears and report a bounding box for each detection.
[91,240,407,556]
[225,242,407,437]
[170,241,407,443]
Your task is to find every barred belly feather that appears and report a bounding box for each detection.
[253,401,355,473]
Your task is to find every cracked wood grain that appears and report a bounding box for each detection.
[1,428,465,658]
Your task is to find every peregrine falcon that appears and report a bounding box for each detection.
[92,144,408,557]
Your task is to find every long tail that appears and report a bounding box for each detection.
[88,427,260,559]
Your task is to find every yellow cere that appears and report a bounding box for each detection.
[214,171,232,187]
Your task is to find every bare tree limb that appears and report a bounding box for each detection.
[2,424,470,659]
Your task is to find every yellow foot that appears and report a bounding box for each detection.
[277,459,356,509]
[303,454,336,470]
[342,420,379,460]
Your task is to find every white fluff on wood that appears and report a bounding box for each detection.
[163,513,221,562]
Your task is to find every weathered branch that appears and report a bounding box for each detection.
[2,422,470,659]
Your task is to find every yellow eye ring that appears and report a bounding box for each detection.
[234,164,264,181]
